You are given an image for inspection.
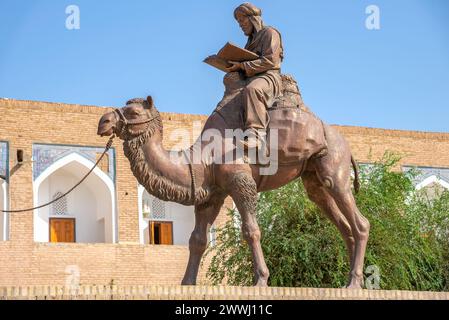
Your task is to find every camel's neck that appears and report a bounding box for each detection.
[123,130,197,206]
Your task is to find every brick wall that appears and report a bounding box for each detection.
[334,125,449,168]
[0,242,196,286]
[0,98,448,287]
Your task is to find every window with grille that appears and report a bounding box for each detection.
[151,198,166,220]
[52,192,67,216]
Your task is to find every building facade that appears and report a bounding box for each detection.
[0,98,448,286]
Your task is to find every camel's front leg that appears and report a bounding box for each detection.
[181,194,225,285]
[229,172,269,286]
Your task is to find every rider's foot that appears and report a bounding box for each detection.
[239,129,268,163]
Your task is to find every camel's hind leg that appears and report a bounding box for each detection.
[309,152,370,288]
[302,171,356,280]
[181,193,226,285]
[307,126,370,289]
[329,186,369,289]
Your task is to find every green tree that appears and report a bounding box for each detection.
[205,153,449,290]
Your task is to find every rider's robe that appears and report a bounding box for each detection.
[241,26,284,131]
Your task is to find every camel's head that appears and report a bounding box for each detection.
[97,96,162,141]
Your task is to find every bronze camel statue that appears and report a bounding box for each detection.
[97,91,370,289]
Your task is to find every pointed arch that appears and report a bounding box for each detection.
[33,152,117,243]
[416,175,449,191]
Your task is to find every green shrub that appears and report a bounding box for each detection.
[205,153,449,290]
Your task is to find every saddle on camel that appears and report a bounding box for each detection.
[207,71,329,166]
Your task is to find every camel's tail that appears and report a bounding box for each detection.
[351,155,360,194]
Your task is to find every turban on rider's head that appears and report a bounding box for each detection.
[234,2,262,18]
[234,3,264,33]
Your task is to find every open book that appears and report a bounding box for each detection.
[204,42,259,72]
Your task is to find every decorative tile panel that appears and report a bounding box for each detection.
[32,144,115,182]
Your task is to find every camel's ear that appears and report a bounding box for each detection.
[145,96,154,109]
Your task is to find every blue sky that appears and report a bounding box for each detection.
[0,0,448,132]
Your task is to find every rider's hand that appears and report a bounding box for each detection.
[226,61,242,72]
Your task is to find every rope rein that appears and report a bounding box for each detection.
[1,135,115,213]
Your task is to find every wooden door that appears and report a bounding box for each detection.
[159,222,173,245]
[149,221,173,245]
[50,218,75,243]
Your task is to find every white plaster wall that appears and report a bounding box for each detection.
[0,179,7,241]
[169,201,195,246]
[138,185,145,244]
[0,181,3,241]
[35,160,113,243]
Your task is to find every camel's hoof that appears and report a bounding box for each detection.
[181,279,196,286]
[255,279,269,287]
[345,284,362,289]
[345,279,363,289]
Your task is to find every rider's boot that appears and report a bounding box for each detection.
[239,128,268,164]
